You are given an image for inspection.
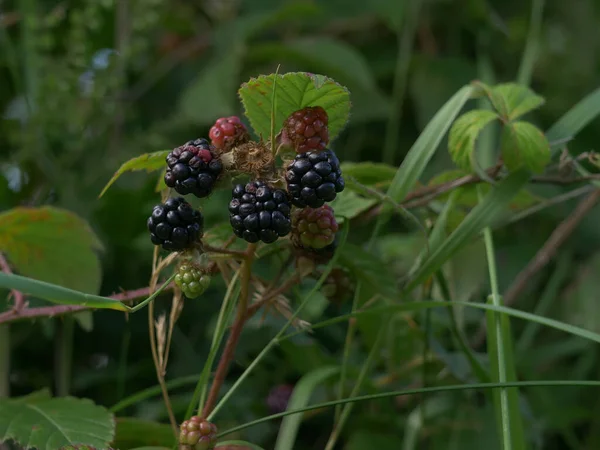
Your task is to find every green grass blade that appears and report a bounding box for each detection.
[274,366,339,450]
[405,169,531,292]
[517,0,545,86]
[545,86,600,155]
[217,380,600,437]
[282,300,600,347]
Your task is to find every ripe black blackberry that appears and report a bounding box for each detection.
[147,197,203,251]
[164,138,223,198]
[285,149,345,208]
[229,181,292,243]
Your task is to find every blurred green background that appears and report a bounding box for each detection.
[2,0,600,449]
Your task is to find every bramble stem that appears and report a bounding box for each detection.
[202,243,257,418]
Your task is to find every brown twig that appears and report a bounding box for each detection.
[0,253,26,311]
[472,188,600,347]
[201,243,249,260]
[202,243,257,418]
[245,273,303,320]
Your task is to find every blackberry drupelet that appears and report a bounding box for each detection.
[282,106,329,153]
[147,197,203,251]
[285,149,345,208]
[229,181,292,243]
[179,416,218,450]
[164,138,223,198]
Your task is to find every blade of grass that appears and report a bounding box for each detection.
[545,86,600,156]
[382,0,421,165]
[479,182,525,450]
[405,169,531,292]
[280,300,600,348]
[517,0,546,86]
[274,366,339,450]
[206,221,349,421]
[217,380,600,438]
[0,272,175,312]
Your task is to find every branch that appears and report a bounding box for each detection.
[202,243,257,417]
[0,253,25,311]
[472,188,600,347]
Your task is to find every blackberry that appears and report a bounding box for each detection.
[285,149,345,208]
[147,197,203,251]
[209,116,249,152]
[164,138,223,198]
[282,106,329,153]
[291,205,339,250]
[179,416,218,450]
[175,264,211,299]
[229,181,292,244]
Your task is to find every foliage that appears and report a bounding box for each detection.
[2,1,600,450]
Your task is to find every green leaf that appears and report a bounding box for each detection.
[99,151,170,198]
[545,86,600,155]
[0,207,102,293]
[501,121,550,173]
[216,441,266,450]
[238,72,350,142]
[448,110,499,171]
[328,190,376,222]
[405,169,531,292]
[179,51,242,125]
[488,83,545,120]
[274,366,339,450]
[340,161,397,187]
[113,418,174,450]
[386,85,475,204]
[0,394,114,450]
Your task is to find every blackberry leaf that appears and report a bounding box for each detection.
[100,150,170,197]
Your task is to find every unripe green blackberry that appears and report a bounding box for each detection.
[291,205,338,250]
[179,416,218,450]
[175,264,211,299]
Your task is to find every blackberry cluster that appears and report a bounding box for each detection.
[179,416,218,450]
[229,181,292,243]
[291,205,338,250]
[175,264,211,298]
[147,197,203,251]
[164,138,223,198]
[282,106,329,153]
[285,149,345,208]
[209,116,249,152]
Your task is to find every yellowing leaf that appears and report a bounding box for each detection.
[489,83,545,120]
[501,121,550,173]
[0,207,102,293]
[448,110,499,171]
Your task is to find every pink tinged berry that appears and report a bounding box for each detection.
[283,106,329,154]
[209,116,249,151]
[291,204,338,250]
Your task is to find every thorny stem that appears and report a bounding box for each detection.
[202,243,257,418]
[148,247,178,436]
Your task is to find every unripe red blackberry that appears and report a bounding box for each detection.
[291,205,338,250]
[209,116,250,152]
[229,181,292,243]
[179,416,218,450]
[282,106,329,153]
[285,149,345,208]
[175,264,211,298]
[147,197,203,251]
[164,138,223,198]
